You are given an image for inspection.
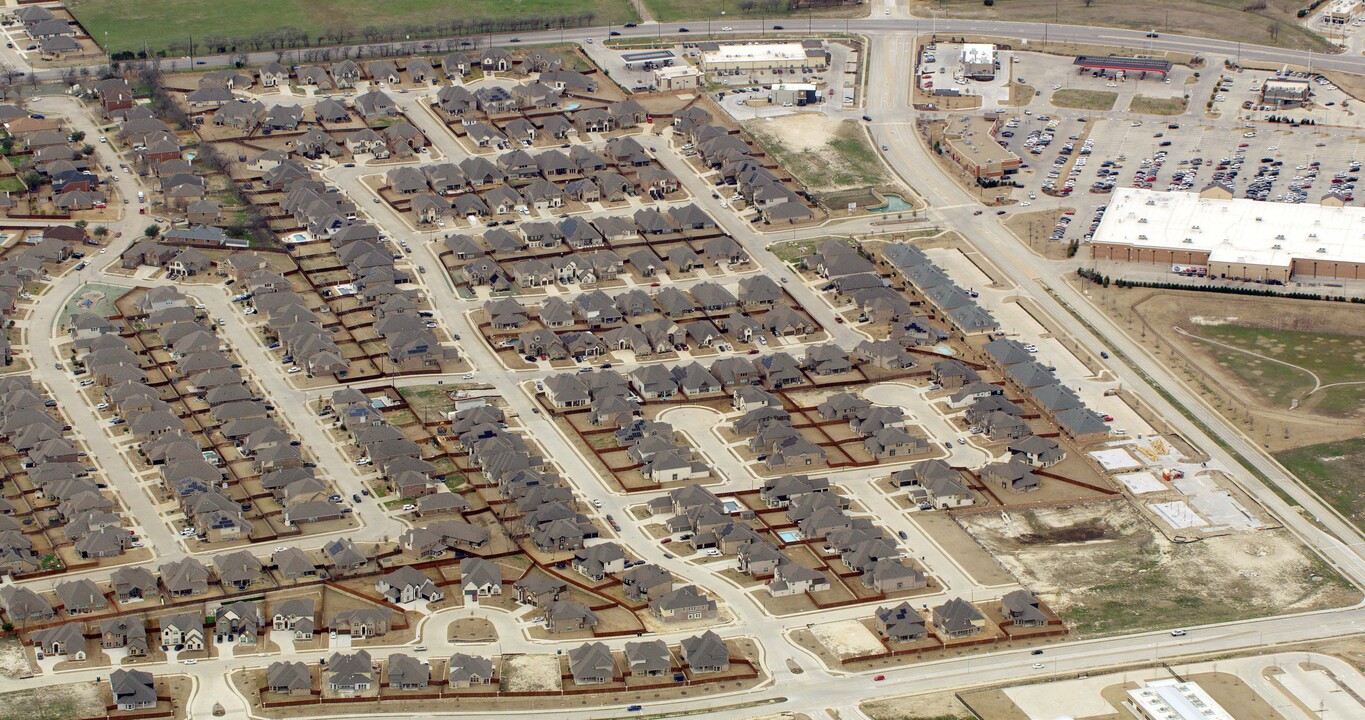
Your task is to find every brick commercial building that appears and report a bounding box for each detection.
[1090,187,1365,282]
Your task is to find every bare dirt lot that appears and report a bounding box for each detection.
[810,620,887,658]
[744,115,893,193]
[0,682,103,720]
[0,638,31,678]
[501,654,563,692]
[863,690,976,720]
[958,500,1360,637]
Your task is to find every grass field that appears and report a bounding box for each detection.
[1189,323,1365,416]
[643,0,863,22]
[1050,89,1117,111]
[68,0,638,54]
[911,0,1334,52]
[746,117,890,192]
[1277,437,1365,531]
[1128,95,1189,115]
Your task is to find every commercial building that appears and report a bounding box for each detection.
[941,114,1021,179]
[699,42,827,73]
[1090,187,1365,282]
[959,44,997,80]
[1125,679,1234,720]
[1262,77,1312,108]
[654,64,701,91]
[769,83,820,106]
[1323,0,1360,24]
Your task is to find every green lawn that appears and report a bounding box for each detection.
[69,0,638,55]
[1050,89,1117,111]
[643,0,859,23]
[1276,437,1365,532]
[1191,324,1365,415]
[0,177,25,193]
[1128,95,1189,116]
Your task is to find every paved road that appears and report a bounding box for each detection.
[6,13,1365,720]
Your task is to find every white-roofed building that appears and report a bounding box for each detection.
[959,44,997,80]
[700,42,826,72]
[1125,679,1234,720]
[1090,187,1365,283]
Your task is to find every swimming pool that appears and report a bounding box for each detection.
[564,102,582,111]
[287,232,309,244]
[776,530,801,542]
[871,195,915,214]
[722,500,741,514]
[934,345,956,356]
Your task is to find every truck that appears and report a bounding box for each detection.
[137,191,144,202]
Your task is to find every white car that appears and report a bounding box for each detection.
[180,528,196,538]
[1031,663,1045,670]
[287,367,302,374]
[1020,201,1030,206]
[722,26,732,31]
[1170,629,1187,637]
[592,499,603,508]
[96,403,109,411]
[401,504,416,511]
[184,659,198,665]
[79,379,94,387]
[194,303,206,310]
[462,373,475,380]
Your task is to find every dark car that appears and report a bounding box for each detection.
[1032,649,1045,655]
[609,31,621,36]
[624,22,637,27]
[861,115,872,122]
[678,27,689,32]
[773,24,784,29]
[1146,31,1159,37]
[509,37,520,42]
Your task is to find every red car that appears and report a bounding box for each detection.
[661,538,672,544]
[873,675,886,681]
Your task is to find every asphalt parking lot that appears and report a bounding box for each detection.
[995,104,1365,247]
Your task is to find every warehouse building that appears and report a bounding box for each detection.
[1262,77,1312,108]
[699,42,827,73]
[959,44,997,81]
[1090,187,1365,282]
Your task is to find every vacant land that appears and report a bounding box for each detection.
[1186,323,1365,417]
[959,500,1359,637]
[0,683,104,720]
[745,117,891,192]
[70,0,638,54]
[910,0,1333,51]
[1050,89,1117,111]
[1128,95,1189,115]
[863,691,975,720]
[1277,438,1365,532]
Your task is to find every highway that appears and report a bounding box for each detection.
[3,8,1365,719]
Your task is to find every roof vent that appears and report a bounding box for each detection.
[1318,247,1328,253]
[1272,244,1282,250]
[1183,238,1193,244]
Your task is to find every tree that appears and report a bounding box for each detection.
[69,130,85,143]
[92,225,108,239]
[74,219,88,229]
[144,224,160,238]
[1269,22,1280,40]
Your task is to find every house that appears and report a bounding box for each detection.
[649,585,717,623]
[933,597,986,638]
[100,616,148,656]
[376,566,445,603]
[625,639,672,677]
[55,578,107,614]
[679,631,729,673]
[215,602,263,644]
[267,661,313,695]
[160,613,206,651]
[387,653,430,689]
[874,602,927,642]
[110,669,157,710]
[980,457,1041,493]
[33,622,87,659]
[569,642,616,685]
[460,557,503,597]
[1000,589,1049,627]
[1007,435,1065,467]
[448,653,495,687]
[544,600,598,633]
[272,598,316,639]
